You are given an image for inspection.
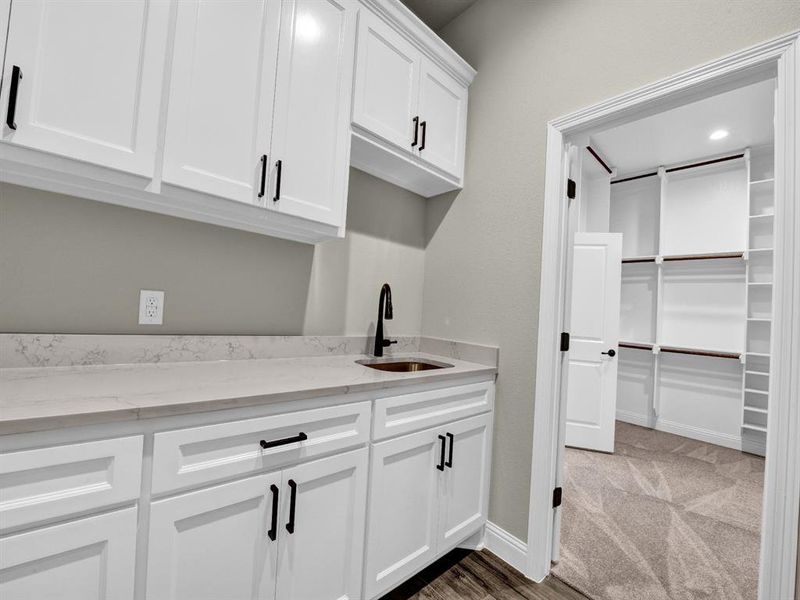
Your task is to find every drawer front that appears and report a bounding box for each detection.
[152,401,370,494]
[0,436,143,531]
[373,381,494,441]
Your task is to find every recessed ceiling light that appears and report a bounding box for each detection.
[709,129,729,141]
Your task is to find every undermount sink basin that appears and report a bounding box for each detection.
[356,358,454,372]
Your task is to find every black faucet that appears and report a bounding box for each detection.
[374,283,397,357]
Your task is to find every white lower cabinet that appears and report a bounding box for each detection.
[363,412,492,599]
[0,507,138,600]
[146,448,368,600]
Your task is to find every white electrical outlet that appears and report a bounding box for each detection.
[139,290,165,325]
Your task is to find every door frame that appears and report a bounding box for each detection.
[526,30,800,600]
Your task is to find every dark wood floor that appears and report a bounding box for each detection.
[380,549,589,600]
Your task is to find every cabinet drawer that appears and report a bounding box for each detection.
[373,381,494,441]
[0,436,143,531]
[152,401,370,494]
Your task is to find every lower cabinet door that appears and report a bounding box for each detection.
[275,448,368,600]
[363,428,442,599]
[438,413,492,551]
[0,507,137,600]
[146,472,281,600]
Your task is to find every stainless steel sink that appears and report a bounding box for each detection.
[356,357,454,372]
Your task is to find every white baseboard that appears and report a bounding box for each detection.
[616,411,742,451]
[616,409,650,427]
[484,521,528,575]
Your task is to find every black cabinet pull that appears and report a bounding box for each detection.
[419,120,427,151]
[286,479,297,534]
[6,65,22,130]
[258,154,268,198]
[436,435,446,471]
[445,432,454,468]
[267,484,279,541]
[411,116,419,147]
[273,159,282,202]
[260,432,307,450]
[601,349,617,357]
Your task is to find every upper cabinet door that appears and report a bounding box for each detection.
[268,0,356,227]
[417,57,468,180]
[352,9,420,151]
[0,0,169,177]
[162,0,281,204]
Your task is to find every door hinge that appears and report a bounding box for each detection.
[553,486,563,508]
[560,332,570,352]
[566,178,576,200]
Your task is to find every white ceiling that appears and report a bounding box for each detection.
[590,78,776,177]
[399,0,478,31]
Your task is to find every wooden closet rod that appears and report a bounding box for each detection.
[660,345,741,360]
[586,146,612,174]
[622,257,656,263]
[619,341,653,350]
[663,252,744,261]
[665,152,745,173]
[611,171,658,185]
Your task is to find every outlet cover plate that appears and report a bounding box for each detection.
[139,290,165,325]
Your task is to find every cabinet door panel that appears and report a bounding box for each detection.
[0,0,169,177]
[146,473,280,600]
[275,448,367,600]
[352,10,420,151]
[417,57,467,179]
[438,413,491,551]
[364,429,440,599]
[162,0,280,203]
[0,508,137,600]
[269,0,356,227]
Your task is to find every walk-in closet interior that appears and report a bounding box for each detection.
[570,76,776,457]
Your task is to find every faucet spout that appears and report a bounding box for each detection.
[374,283,396,357]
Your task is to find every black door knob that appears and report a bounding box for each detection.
[601,349,616,357]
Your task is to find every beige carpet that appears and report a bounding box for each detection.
[552,422,764,600]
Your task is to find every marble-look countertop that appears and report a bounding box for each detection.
[0,353,496,435]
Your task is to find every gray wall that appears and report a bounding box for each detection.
[0,168,426,337]
[425,0,800,543]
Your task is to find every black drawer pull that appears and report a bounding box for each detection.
[258,154,268,198]
[6,65,22,130]
[260,432,307,450]
[436,435,446,471]
[286,479,297,534]
[419,120,427,151]
[445,432,454,468]
[273,159,282,202]
[267,484,279,541]
[411,116,419,147]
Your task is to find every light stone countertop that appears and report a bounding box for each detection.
[0,352,496,435]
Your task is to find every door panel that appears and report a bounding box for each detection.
[162,0,280,203]
[146,473,280,600]
[0,0,169,176]
[565,232,622,452]
[364,429,440,599]
[352,9,420,150]
[275,449,367,600]
[0,508,137,600]
[417,57,467,179]
[269,0,356,226]
[438,413,491,551]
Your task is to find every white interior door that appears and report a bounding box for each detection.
[146,473,280,600]
[275,448,367,600]
[268,0,356,227]
[0,0,169,177]
[161,0,280,203]
[564,232,622,452]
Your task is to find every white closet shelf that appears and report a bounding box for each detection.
[747,317,772,322]
[744,406,769,414]
[749,213,774,220]
[742,423,768,433]
[749,178,775,186]
[746,351,770,358]
[748,247,773,253]
[744,388,769,396]
[748,281,773,286]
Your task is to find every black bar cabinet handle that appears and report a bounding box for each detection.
[258,154,268,198]
[6,65,22,130]
[273,159,282,202]
[286,479,297,534]
[445,432,454,468]
[436,435,446,471]
[267,484,279,541]
[419,120,427,151]
[411,116,419,147]
[260,432,307,450]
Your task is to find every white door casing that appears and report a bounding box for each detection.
[564,232,622,452]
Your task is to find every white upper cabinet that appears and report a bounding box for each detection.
[0,0,169,177]
[162,0,281,204]
[268,0,357,228]
[417,57,468,181]
[352,9,420,151]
